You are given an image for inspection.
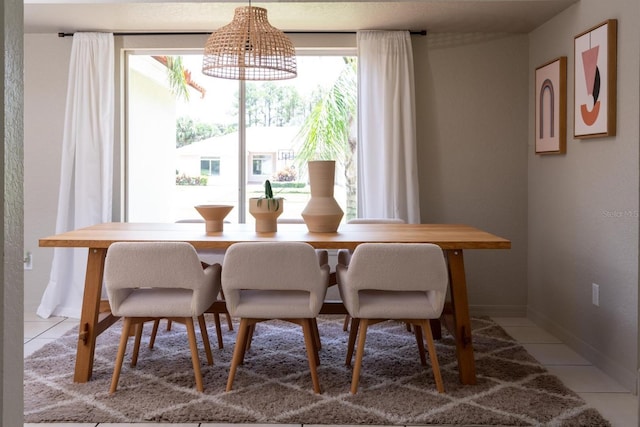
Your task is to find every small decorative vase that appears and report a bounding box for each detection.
[249,198,283,233]
[302,160,344,233]
[194,204,233,234]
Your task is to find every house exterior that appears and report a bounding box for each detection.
[176,126,301,184]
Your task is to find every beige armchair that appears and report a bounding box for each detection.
[104,241,221,393]
[222,242,330,393]
[168,219,233,349]
[336,243,447,394]
[339,218,406,330]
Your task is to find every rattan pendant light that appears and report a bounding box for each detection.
[202,4,297,80]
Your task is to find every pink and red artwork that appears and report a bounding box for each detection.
[535,57,566,154]
[574,19,617,138]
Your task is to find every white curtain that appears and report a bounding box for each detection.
[37,33,114,319]
[357,31,420,223]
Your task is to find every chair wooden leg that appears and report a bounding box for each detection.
[345,317,359,366]
[302,318,321,393]
[149,319,160,349]
[213,313,224,349]
[220,289,234,331]
[351,318,369,394]
[225,313,234,331]
[413,323,427,366]
[421,319,444,393]
[197,314,214,365]
[239,321,253,366]
[311,317,322,352]
[131,322,143,367]
[185,317,205,392]
[166,319,172,331]
[244,323,255,354]
[343,314,351,331]
[227,318,251,392]
[430,318,442,340]
[110,317,133,393]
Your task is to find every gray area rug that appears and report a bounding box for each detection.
[24,315,610,426]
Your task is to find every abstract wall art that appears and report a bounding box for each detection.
[574,19,617,138]
[535,57,567,154]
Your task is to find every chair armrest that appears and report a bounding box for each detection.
[193,263,222,314]
[337,249,352,267]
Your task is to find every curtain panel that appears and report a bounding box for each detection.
[37,33,114,319]
[357,31,420,223]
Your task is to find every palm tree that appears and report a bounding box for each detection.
[295,57,358,219]
[164,56,190,102]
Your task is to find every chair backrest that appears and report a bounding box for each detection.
[340,243,447,293]
[104,242,207,291]
[337,243,447,318]
[222,242,330,314]
[339,218,406,266]
[277,218,305,224]
[347,218,406,224]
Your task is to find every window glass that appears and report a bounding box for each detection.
[201,157,220,176]
[125,53,357,224]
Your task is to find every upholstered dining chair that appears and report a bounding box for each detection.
[339,218,406,331]
[104,241,221,393]
[150,218,232,350]
[221,241,330,394]
[336,243,447,394]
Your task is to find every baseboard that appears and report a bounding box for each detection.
[469,304,527,318]
[527,306,637,394]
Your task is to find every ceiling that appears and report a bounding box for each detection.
[24,0,578,35]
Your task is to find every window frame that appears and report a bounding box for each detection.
[119,36,357,224]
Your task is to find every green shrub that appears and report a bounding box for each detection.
[176,173,208,186]
[270,181,305,189]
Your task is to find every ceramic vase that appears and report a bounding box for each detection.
[249,198,283,233]
[194,204,233,234]
[301,160,344,233]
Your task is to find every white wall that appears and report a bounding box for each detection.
[414,33,530,317]
[23,34,71,312]
[528,0,640,391]
[3,0,25,424]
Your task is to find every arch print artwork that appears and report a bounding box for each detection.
[535,57,566,154]
[574,19,617,138]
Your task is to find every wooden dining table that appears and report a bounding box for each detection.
[39,221,510,386]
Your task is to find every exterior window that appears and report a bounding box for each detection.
[201,157,220,176]
[250,153,274,182]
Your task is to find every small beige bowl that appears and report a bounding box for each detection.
[194,204,233,233]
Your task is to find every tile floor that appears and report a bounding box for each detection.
[24,313,638,427]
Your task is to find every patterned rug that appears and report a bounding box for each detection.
[24,315,610,426]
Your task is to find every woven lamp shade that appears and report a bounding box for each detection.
[202,6,297,81]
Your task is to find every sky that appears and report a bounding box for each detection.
[177,54,349,123]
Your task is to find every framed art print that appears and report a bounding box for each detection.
[535,57,567,154]
[574,19,617,138]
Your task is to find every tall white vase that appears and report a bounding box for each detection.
[302,160,344,233]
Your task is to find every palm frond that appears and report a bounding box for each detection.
[165,56,190,102]
[295,60,357,166]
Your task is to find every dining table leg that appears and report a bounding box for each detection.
[73,247,107,382]
[445,249,477,385]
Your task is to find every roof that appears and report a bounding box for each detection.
[177,126,301,155]
[152,55,206,99]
